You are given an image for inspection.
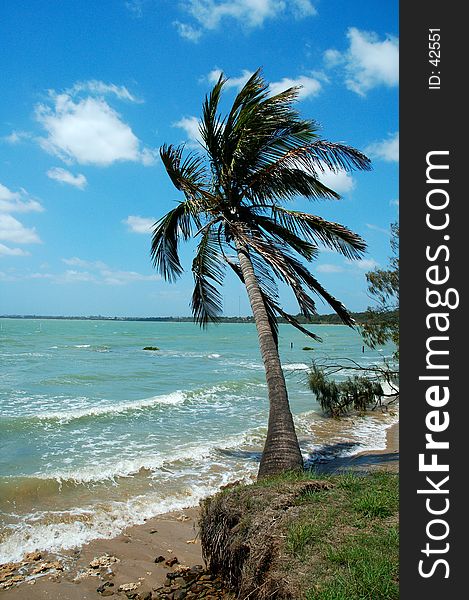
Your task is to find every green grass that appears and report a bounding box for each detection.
[257,472,399,600]
[315,527,399,600]
[287,522,326,557]
[201,470,398,600]
[283,471,399,600]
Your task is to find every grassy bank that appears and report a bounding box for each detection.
[200,471,399,600]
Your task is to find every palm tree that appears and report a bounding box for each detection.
[151,70,370,478]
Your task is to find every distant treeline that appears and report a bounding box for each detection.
[1,311,397,325]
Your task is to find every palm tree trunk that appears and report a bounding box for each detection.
[236,241,304,478]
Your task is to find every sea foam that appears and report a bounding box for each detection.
[0,477,252,564]
[282,363,310,371]
[30,391,186,423]
[31,424,266,484]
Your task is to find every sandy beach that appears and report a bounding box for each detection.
[0,421,399,599]
[0,507,203,599]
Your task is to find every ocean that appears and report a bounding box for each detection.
[0,318,397,564]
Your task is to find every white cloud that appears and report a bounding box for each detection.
[140,147,158,166]
[0,184,43,256]
[0,183,44,213]
[2,130,31,144]
[123,215,156,234]
[346,258,379,271]
[0,214,41,245]
[176,0,316,40]
[317,264,345,273]
[269,75,322,99]
[173,116,202,145]
[99,269,160,285]
[318,169,355,194]
[60,257,160,285]
[292,159,355,195]
[35,85,155,166]
[390,198,399,207]
[291,0,317,18]
[0,243,30,257]
[366,132,399,163]
[125,0,144,17]
[173,21,203,42]
[323,49,343,68]
[325,27,399,96]
[207,68,255,89]
[47,167,87,189]
[61,269,97,283]
[28,272,53,279]
[67,80,141,103]
[62,257,107,269]
[366,223,391,236]
[186,0,283,29]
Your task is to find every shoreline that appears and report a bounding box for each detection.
[0,507,204,599]
[315,420,399,474]
[0,421,399,599]
[316,422,399,474]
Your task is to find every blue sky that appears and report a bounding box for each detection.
[0,0,398,317]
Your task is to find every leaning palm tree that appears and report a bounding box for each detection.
[151,70,370,478]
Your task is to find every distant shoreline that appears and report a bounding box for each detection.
[0,311,390,325]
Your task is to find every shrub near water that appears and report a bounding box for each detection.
[199,471,399,600]
[308,365,384,417]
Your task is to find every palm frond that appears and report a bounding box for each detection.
[255,138,370,175]
[304,140,371,174]
[233,228,318,319]
[227,254,321,342]
[275,307,322,341]
[224,73,311,181]
[200,74,226,181]
[221,70,272,193]
[247,123,317,174]
[257,241,354,325]
[249,212,319,260]
[151,202,198,282]
[283,254,356,326]
[191,227,225,327]
[249,251,278,302]
[160,144,209,203]
[224,69,272,143]
[234,226,356,326]
[226,256,244,282]
[225,251,280,346]
[271,207,367,259]
[245,139,371,204]
[247,167,340,202]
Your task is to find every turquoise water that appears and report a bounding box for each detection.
[0,319,397,563]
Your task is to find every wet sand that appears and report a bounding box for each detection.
[316,421,399,474]
[0,422,399,599]
[0,508,203,599]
